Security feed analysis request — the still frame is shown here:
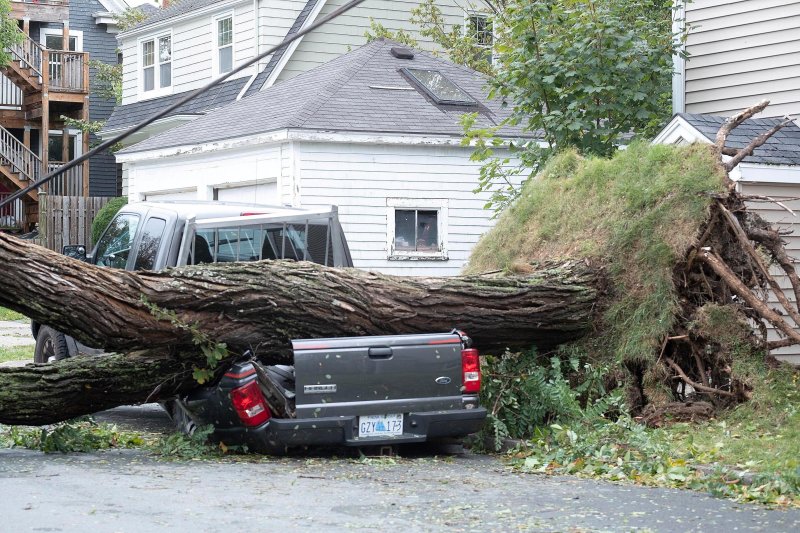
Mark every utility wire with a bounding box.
[0,0,367,209]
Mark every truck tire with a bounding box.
[34,326,69,363]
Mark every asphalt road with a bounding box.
[1,406,799,533]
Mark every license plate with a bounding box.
[358,413,403,437]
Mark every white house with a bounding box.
[101,0,495,147]
[660,0,800,364]
[115,39,532,277]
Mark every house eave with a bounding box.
[117,0,250,40]
[115,129,539,163]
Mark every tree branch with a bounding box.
[664,357,735,397]
[715,100,769,154]
[724,117,794,172]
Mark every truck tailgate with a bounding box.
[292,332,464,419]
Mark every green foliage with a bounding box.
[467,0,682,217]
[0,307,25,321]
[151,425,220,459]
[1,418,144,453]
[142,299,229,384]
[495,0,681,156]
[467,143,724,369]
[480,347,622,450]
[364,19,419,48]
[115,7,149,32]
[461,113,548,216]
[91,196,127,246]
[0,0,23,67]
[89,59,123,103]
[410,0,494,75]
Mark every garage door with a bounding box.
[143,189,197,201]
[216,182,278,205]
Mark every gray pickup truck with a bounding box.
[34,200,486,453]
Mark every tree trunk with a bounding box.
[0,233,602,425]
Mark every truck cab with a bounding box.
[32,200,352,362]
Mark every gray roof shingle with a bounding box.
[119,39,532,154]
[242,0,319,98]
[126,0,226,32]
[679,113,800,166]
[104,77,249,132]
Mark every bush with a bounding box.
[91,197,127,246]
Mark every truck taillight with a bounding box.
[461,348,481,394]
[230,380,271,427]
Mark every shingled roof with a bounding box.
[678,113,800,166]
[127,0,225,32]
[119,39,532,154]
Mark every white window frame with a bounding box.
[39,28,84,51]
[212,11,235,78]
[386,198,449,261]
[465,12,494,65]
[138,31,173,100]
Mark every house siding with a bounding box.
[293,141,512,277]
[683,0,800,118]
[71,0,120,196]
[277,0,489,83]
[120,0,255,105]
[121,138,516,277]
[257,0,306,67]
[739,180,800,365]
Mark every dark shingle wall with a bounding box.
[71,0,120,197]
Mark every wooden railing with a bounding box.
[46,50,89,92]
[0,192,24,229]
[45,162,84,197]
[7,28,43,78]
[0,73,23,107]
[0,124,42,182]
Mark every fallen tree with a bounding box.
[1,101,799,426]
[0,239,600,424]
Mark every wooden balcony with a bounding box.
[10,0,69,24]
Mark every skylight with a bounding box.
[403,68,477,106]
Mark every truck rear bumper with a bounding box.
[214,407,487,454]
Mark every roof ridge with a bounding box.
[289,39,387,128]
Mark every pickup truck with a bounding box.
[33,200,486,453]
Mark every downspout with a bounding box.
[672,0,687,114]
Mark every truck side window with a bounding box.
[95,214,141,269]
[133,217,167,271]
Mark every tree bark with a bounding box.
[0,233,603,425]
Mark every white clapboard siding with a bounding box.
[740,181,800,365]
[120,0,256,104]
[126,144,284,204]
[277,0,491,82]
[259,0,307,55]
[683,0,800,117]
[294,141,516,276]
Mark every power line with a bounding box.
[0,0,367,210]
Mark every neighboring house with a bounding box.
[0,0,127,231]
[660,0,800,364]
[115,39,532,276]
[100,0,494,147]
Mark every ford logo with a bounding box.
[435,376,452,385]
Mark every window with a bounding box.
[402,68,477,106]
[215,14,234,75]
[387,199,448,260]
[467,13,494,64]
[141,34,172,95]
[94,214,140,269]
[134,217,167,271]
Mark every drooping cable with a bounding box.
[0,0,367,209]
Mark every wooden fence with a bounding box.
[37,194,111,252]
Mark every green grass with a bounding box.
[0,307,26,321]
[508,363,800,507]
[0,345,33,363]
[466,143,725,368]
